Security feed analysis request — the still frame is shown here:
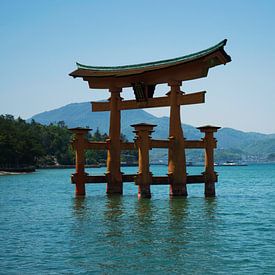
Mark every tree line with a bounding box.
[0,115,137,168]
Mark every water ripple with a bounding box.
[1,165,275,273]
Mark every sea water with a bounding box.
[1,164,275,274]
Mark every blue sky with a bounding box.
[1,0,275,133]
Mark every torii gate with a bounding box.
[69,39,231,198]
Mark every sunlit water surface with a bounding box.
[1,164,275,274]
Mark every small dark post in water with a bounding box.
[70,127,91,196]
[197,126,220,197]
[132,123,156,198]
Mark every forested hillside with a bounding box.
[0,115,72,167]
[0,115,136,168]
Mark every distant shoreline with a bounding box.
[0,171,31,176]
[1,162,275,176]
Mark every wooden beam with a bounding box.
[185,140,205,149]
[151,139,169,148]
[151,174,217,185]
[83,140,205,150]
[187,175,205,183]
[91,101,107,112]
[92,91,206,112]
[85,141,107,150]
[86,175,106,183]
[85,141,136,151]
[151,176,169,185]
[122,174,136,182]
[121,142,135,150]
[84,174,136,183]
[73,173,217,185]
[151,139,205,149]
[178,91,205,105]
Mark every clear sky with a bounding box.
[1,0,275,133]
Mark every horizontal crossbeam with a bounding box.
[85,141,107,150]
[151,139,169,148]
[151,140,204,149]
[83,140,206,150]
[185,140,205,149]
[121,142,135,150]
[71,173,217,184]
[151,174,217,184]
[92,91,206,112]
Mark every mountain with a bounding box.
[29,102,275,162]
[29,102,201,141]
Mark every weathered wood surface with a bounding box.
[92,91,205,112]
[71,173,218,184]
[83,140,206,150]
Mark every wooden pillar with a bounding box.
[70,127,91,196]
[197,125,220,197]
[167,81,187,196]
[132,123,156,198]
[106,87,123,194]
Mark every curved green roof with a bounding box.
[70,39,231,89]
[75,39,231,72]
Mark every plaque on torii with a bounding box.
[69,39,231,197]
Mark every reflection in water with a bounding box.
[201,197,219,247]
[105,195,123,220]
[104,195,124,241]
[165,198,190,258]
[72,196,88,220]
[169,197,189,222]
[70,194,220,273]
[204,197,217,219]
[135,198,153,224]
[133,199,156,258]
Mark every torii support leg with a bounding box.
[132,123,156,198]
[106,88,123,194]
[198,126,220,197]
[70,128,91,196]
[167,81,187,196]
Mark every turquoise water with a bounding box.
[1,164,275,274]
